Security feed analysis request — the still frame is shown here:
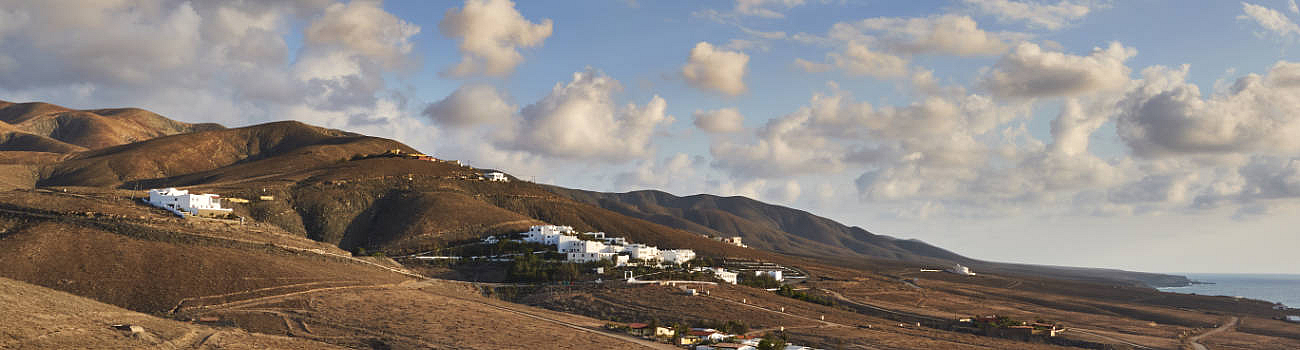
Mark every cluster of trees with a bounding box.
[775,284,835,306]
[506,253,581,282]
[739,273,781,289]
[445,238,549,257]
[756,332,788,350]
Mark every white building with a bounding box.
[147,188,233,218]
[661,249,696,264]
[523,225,577,244]
[722,236,745,247]
[624,244,660,261]
[485,172,508,182]
[712,268,738,284]
[560,239,606,254]
[948,263,975,276]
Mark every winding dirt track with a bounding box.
[1187,316,1238,350]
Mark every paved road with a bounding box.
[1188,316,1239,350]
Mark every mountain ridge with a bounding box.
[545,187,1192,288]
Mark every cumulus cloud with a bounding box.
[1239,2,1300,38]
[711,84,1025,180]
[504,69,673,160]
[1195,156,1300,210]
[682,42,750,96]
[798,14,1018,79]
[305,0,419,69]
[980,41,1136,98]
[693,108,746,133]
[1116,61,1300,157]
[0,0,426,142]
[830,14,1014,56]
[423,84,515,127]
[962,0,1095,30]
[440,0,553,77]
[1291,0,1299,14]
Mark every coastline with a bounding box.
[1157,273,1300,308]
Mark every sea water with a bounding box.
[1157,273,1300,308]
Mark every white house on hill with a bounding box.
[147,188,233,218]
[948,263,975,276]
[661,249,696,264]
[485,171,508,182]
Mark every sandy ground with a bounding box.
[0,277,341,349]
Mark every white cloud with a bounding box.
[1048,98,1107,156]
[1117,61,1300,157]
[1291,0,1299,14]
[826,42,909,78]
[800,14,1018,79]
[830,14,1013,56]
[693,108,746,133]
[710,85,1025,180]
[423,84,515,127]
[962,0,1095,30]
[794,58,833,73]
[615,153,699,190]
[424,68,675,164]
[439,0,553,77]
[734,0,806,18]
[0,0,423,133]
[682,42,750,96]
[305,0,419,69]
[980,41,1137,98]
[1239,2,1300,37]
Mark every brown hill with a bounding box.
[39,120,414,187]
[0,99,222,151]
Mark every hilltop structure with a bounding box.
[949,263,976,276]
[146,188,232,218]
[485,171,508,182]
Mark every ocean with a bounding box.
[1157,273,1300,308]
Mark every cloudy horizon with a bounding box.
[2,0,1298,274]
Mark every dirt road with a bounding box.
[1187,316,1239,350]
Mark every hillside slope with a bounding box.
[0,276,343,349]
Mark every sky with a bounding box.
[1,0,1299,274]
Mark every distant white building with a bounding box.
[711,268,738,284]
[560,239,605,254]
[624,244,660,261]
[523,225,577,244]
[147,188,232,218]
[722,236,746,247]
[485,171,508,182]
[948,263,975,276]
[661,249,696,264]
[567,252,617,263]
[1286,315,1300,323]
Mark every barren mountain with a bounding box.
[546,188,1193,288]
[0,99,222,151]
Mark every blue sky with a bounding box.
[2,0,1300,274]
